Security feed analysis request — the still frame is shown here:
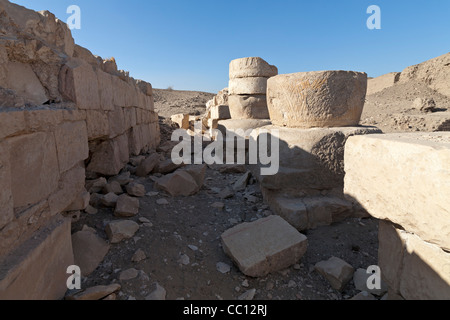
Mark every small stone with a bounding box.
[101,192,119,207]
[114,194,140,217]
[132,249,147,263]
[139,217,151,224]
[136,153,160,177]
[105,220,140,244]
[242,280,249,288]
[104,181,123,195]
[238,289,256,301]
[211,202,225,210]
[143,223,153,228]
[315,257,355,292]
[145,283,166,300]
[87,177,107,194]
[130,155,146,167]
[81,225,96,233]
[216,262,231,274]
[156,198,169,205]
[126,182,146,197]
[102,293,117,300]
[265,282,274,291]
[178,254,190,266]
[85,205,98,215]
[219,187,235,199]
[188,245,199,251]
[109,172,132,186]
[119,268,139,281]
[146,192,159,197]
[288,280,297,288]
[293,264,301,270]
[233,171,251,192]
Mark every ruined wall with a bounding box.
[344,133,450,299]
[0,0,159,299]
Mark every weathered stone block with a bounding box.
[87,133,129,176]
[267,71,367,128]
[24,109,64,132]
[0,111,26,139]
[211,105,231,120]
[8,132,60,208]
[97,70,114,111]
[86,110,110,140]
[229,57,278,79]
[228,95,269,120]
[72,230,110,276]
[54,121,89,173]
[221,215,308,277]
[0,216,74,300]
[229,77,268,95]
[171,114,190,129]
[344,133,450,250]
[0,142,13,230]
[108,106,126,138]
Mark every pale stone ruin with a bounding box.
[0,0,449,300]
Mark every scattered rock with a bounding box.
[414,97,437,113]
[105,220,140,244]
[85,205,98,215]
[138,217,151,224]
[156,198,169,205]
[178,254,190,265]
[101,192,119,207]
[126,182,146,197]
[72,230,110,276]
[114,194,139,217]
[86,177,107,194]
[211,202,225,210]
[219,187,235,199]
[156,158,183,174]
[155,171,199,196]
[145,283,167,300]
[188,245,199,251]
[132,249,147,263]
[119,268,139,281]
[102,293,117,301]
[146,191,159,197]
[182,164,207,192]
[130,155,146,167]
[242,280,249,288]
[104,181,123,195]
[315,257,355,291]
[216,262,231,274]
[238,289,256,301]
[109,172,132,186]
[288,280,297,288]
[221,216,308,277]
[65,284,121,301]
[233,171,251,192]
[136,153,160,177]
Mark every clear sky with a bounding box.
[11,0,450,93]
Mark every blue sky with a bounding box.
[11,0,450,93]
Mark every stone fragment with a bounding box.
[221,216,308,277]
[104,181,123,195]
[65,190,90,211]
[171,114,190,129]
[155,159,183,174]
[136,153,160,177]
[219,187,235,199]
[228,94,270,119]
[156,198,169,205]
[114,194,139,217]
[229,57,278,79]
[414,97,437,113]
[155,171,199,197]
[126,182,146,197]
[119,268,139,281]
[211,105,231,120]
[86,177,107,194]
[132,249,147,263]
[101,193,119,208]
[233,171,251,192]
[72,231,110,276]
[145,283,166,300]
[314,257,355,291]
[105,220,140,244]
[238,289,256,301]
[216,262,231,274]
[218,164,247,174]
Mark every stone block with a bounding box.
[229,57,278,79]
[54,121,89,173]
[0,110,26,139]
[86,110,110,140]
[229,77,268,95]
[211,105,231,120]
[108,106,126,138]
[97,70,114,111]
[228,95,269,120]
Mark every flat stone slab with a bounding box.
[221,215,308,277]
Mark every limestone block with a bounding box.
[129,125,144,156]
[344,133,450,250]
[54,121,89,173]
[86,110,110,140]
[97,70,115,111]
[221,215,308,277]
[8,132,59,208]
[211,105,231,120]
[108,106,127,138]
[171,114,190,129]
[4,61,47,106]
[59,59,100,110]
[229,57,278,79]
[315,257,355,291]
[105,220,140,244]
[0,216,74,300]
[24,109,63,132]
[62,109,86,122]
[112,76,126,108]
[72,230,110,276]
[229,77,268,95]
[0,141,13,230]
[135,79,153,96]
[0,110,26,140]
[123,107,137,130]
[155,171,199,197]
[267,71,367,128]
[87,134,129,176]
[48,163,85,215]
[228,95,269,120]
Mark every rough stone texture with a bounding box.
[87,134,130,176]
[105,220,140,244]
[315,257,355,291]
[101,193,119,207]
[0,216,73,300]
[54,121,89,173]
[114,194,140,217]
[136,153,160,177]
[221,215,308,277]
[8,132,59,208]
[171,114,190,130]
[181,164,207,193]
[145,283,166,300]
[4,62,47,105]
[267,71,367,128]
[367,72,400,95]
[72,230,110,276]
[378,221,450,300]
[228,95,270,120]
[65,284,121,301]
[229,77,268,95]
[86,110,110,139]
[211,105,231,120]
[0,142,13,229]
[126,183,146,197]
[155,170,200,197]
[65,190,90,212]
[344,133,450,250]
[0,111,26,139]
[229,57,278,79]
[399,52,450,98]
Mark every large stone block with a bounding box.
[379,221,450,300]
[0,142,13,230]
[96,69,115,111]
[54,121,89,173]
[86,110,110,140]
[123,107,137,130]
[0,111,26,139]
[24,109,64,132]
[344,133,450,250]
[87,134,129,176]
[0,216,74,300]
[228,95,269,120]
[48,163,85,215]
[4,61,48,106]
[8,132,60,208]
[108,106,127,138]
[221,215,308,277]
[229,77,268,95]
[59,59,100,110]
[210,105,231,120]
[267,71,367,128]
[229,57,278,79]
